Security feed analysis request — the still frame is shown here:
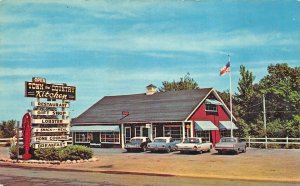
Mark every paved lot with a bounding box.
[1,147,300,184]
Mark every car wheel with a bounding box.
[242,146,246,153]
[180,151,184,154]
[198,150,203,154]
[217,150,222,155]
[127,149,131,152]
[235,150,239,155]
[142,146,147,152]
[166,147,171,153]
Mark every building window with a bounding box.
[75,132,88,143]
[100,132,120,143]
[205,104,217,112]
[220,130,231,137]
[135,127,141,137]
[164,126,182,140]
[195,131,211,142]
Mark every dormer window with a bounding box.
[205,104,217,112]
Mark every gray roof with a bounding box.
[72,88,213,124]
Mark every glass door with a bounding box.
[125,127,131,143]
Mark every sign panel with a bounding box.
[25,82,76,100]
[31,110,69,116]
[145,124,151,128]
[33,141,67,148]
[32,135,69,142]
[32,119,70,124]
[31,101,70,108]
[33,127,69,133]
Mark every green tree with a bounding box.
[259,64,300,121]
[159,73,199,92]
[0,120,16,138]
[236,65,260,122]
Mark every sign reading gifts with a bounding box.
[25,81,76,100]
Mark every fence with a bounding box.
[0,138,23,146]
[242,136,300,149]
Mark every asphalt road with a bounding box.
[1,166,299,186]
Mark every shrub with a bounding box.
[58,145,93,161]
[34,148,60,161]
[9,145,25,159]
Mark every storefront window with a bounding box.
[164,126,182,140]
[100,132,120,143]
[220,130,231,137]
[75,132,88,143]
[195,131,211,142]
[135,127,141,137]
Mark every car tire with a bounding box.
[199,150,203,154]
[180,151,184,154]
[166,147,171,153]
[142,146,147,152]
[242,146,246,153]
[217,150,222,155]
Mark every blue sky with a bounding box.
[0,0,299,121]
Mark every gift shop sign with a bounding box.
[25,82,76,100]
[31,110,69,116]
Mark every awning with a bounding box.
[205,99,223,105]
[70,125,120,132]
[219,121,238,130]
[195,121,218,131]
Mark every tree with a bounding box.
[0,120,16,138]
[236,65,261,122]
[259,64,300,121]
[159,73,199,92]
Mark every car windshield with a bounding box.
[221,138,236,143]
[130,139,143,143]
[154,139,166,143]
[183,138,199,143]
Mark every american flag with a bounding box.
[220,62,230,76]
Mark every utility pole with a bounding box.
[263,94,267,149]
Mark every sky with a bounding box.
[0,0,299,122]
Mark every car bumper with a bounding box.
[177,148,199,152]
[147,147,168,151]
[215,147,238,152]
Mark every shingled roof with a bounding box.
[72,88,213,124]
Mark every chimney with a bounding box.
[146,84,157,95]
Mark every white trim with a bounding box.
[184,88,214,121]
[184,88,237,122]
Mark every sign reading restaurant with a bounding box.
[25,77,76,149]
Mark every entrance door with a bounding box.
[125,127,131,143]
[141,127,149,137]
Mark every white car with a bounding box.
[176,137,212,154]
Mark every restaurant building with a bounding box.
[70,85,237,148]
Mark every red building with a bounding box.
[71,85,237,148]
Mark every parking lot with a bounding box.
[1,147,300,183]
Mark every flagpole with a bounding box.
[229,55,233,137]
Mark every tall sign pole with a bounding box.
[16,121,20,163]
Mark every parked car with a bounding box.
[147,137,179,153]
[125,137,152,152]
[215,137,247,154]
[176,137,213,154]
